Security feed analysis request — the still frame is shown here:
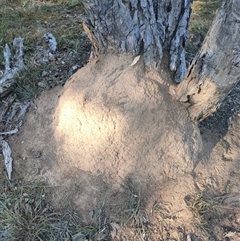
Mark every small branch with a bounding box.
[0,37,25,96]
[1,138,13,180]
[0,127,19,135]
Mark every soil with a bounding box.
[1,50,240,241]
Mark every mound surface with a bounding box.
[10,55,204,236]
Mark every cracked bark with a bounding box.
[176,0,240,121]
[82,0,192,83]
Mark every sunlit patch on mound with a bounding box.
[54,93,127,177]
[56,99,120,147]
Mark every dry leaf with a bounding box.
[130,55,140,67]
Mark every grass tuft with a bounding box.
[0,180,102,241]
[14,81,41,101]
[185,192,217,219]
[185,192,219,236]
[13,62,46,100]
[121,179,150,239]
[0,181,58,241]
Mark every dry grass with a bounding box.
[121,179,150,240]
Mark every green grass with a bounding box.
[0,0,85,99]
[0,1,83,53]
[0,180,101,241]
[0,181,69,240]
[13,63,46,100]
[186,0,223,54]
[190,0,223,37]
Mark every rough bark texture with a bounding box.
[176,0,240,121]
[82,0,192,83]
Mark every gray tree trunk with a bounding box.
[175,0,240,121]
[82,0,192,83]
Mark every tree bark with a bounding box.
[175,0,240,121]
[82,0,192,83]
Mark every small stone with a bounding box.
[38,81,47,88]
[72,65,79,71]
[42,71,48,77]
[48,53,55,61]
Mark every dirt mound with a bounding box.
[54,54,201,180]
[9,54,240,240]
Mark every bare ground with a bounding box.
[1,53,240,240]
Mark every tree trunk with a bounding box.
[83,0,240,122]
[82,0,192,83]
[175,0,240,121]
